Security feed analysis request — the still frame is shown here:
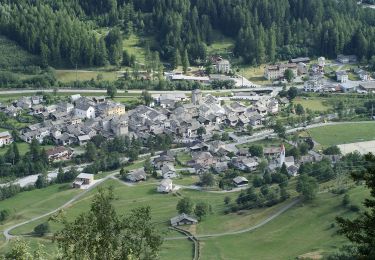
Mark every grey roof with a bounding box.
[170,213,198,226]
[233,176,248,184]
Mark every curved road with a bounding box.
[2,173,116,241]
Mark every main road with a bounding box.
[0,87,281,95]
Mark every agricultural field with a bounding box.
[308,122,375,147]
[293,97,332,112]
[199,186,369,260]
[55,69,118,83]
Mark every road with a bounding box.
[2,172,117,241]
[0,87,281,95]
[165,197,301,240]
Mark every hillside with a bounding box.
[1,0,375,70]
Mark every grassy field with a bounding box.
[55,70,118,82]
[308,122,375,147]
[122,34,148,64]
[240,64,272,85]
[0,35,40,69]
[199,186,369,260]
[294,97,331,112]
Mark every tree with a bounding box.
[107,85,117,99]
[53,187,162,260]
[287,87,298,100]
[197,126,206,138]
[144,157,153,174]
[0,209,10,222]
[295,104,305,115]
[35,174,47,189]
[273,121,286,139]
[4,239,32,260]
[224,196,231,205]
[247,125,254,136]
[336,154,375,258]
[85,142,97,161]
[171,49,181,70]
[248,145,263,157]
[194,202,210,220]
[284,69,294,83]
[296,175,318,201]
[182,49,190,74]
[200,172,215,187]
[176,197,194,214]
[323,146,341,155]
[34,222,50,237]
[142,90,153,106]
[342,194,350,207]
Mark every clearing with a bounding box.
[308,122,375,147]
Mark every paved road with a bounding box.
[0,87,281,95]
[165,197,301,240]
[2,172,117,241]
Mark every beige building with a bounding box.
[97,101,126,117]
[264,63,298,80]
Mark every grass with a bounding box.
[122,34,149,64]
[199,186,369,260]
[0,35,40,70]
[308,122,375,147]
[55,70,118,83]
[239,64,272,85]
[293,97,331,112]
[0,142,31,156]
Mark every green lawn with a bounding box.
[55,70,118,82]
[122,34,148,64]
[0,142,30,156]
[308,122,375,147]
[199,186,369,260]
[294,97,331,112]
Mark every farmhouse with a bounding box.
[233,176,249,187]
[359,82,375,93]
[157,179,173,193]
[127,169,147,182]
[170,213,198,226]
[46,146,73,162]
[74,103,95,119]
[72,173,94,188]
[0,131,13,147]
[215,59,231,73]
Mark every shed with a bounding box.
[170,213,198,226]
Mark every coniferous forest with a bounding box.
[0,0,375,67]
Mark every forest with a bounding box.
[1,0,375,67]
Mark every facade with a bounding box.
[170,213,198,226]
[264,63,298,80]
[157,179,173,193]
[73,173,94,188]
[192,89,203,105]
[46,146,72,162]
[97,101,126,117]
[215,59,231,73]
[75,104,95,119]
[0,131,13,147]
[336,71,348,83]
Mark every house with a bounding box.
[0,131,13,147]
[96,101,126,117]
[263,146,282,157]
[304,79,323,92]
[284,156,295,168]
[264,63,298,80]
[192,89,203,105]
[127,169,147,182]
[161,163,178,179]
[231,157,259,171]
[290,57,310,63]
[337,54,357,64]
[157,179,173,193]
[72,173,94,188]
[170,213,198,226]
[46,146,73,162]
[336,71,348,83]
[297,62,308,75]
[233,176,249,187]
[74,103,95,119]
[78,135,91,146]
[287,165,299,177]
[215,59,231,73]
[71,94,81,102]
[318,57,326,67]
[212,162,228,173]
[354,68,370,81]
[359,82,375,93]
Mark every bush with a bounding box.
[34,222,50,237]
[349,204,360,212]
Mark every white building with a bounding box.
[336,71,348,83]
[264,63,298,80]
[215,59,231,73]
[74,103,95,119]
[157,179,173,193]
[0,131,13,147]
[318,57,326,67]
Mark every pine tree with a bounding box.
[182,49,190,74]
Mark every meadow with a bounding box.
[308,122,375,147]
[293,97,331,112]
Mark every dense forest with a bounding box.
[1,0,375,67]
